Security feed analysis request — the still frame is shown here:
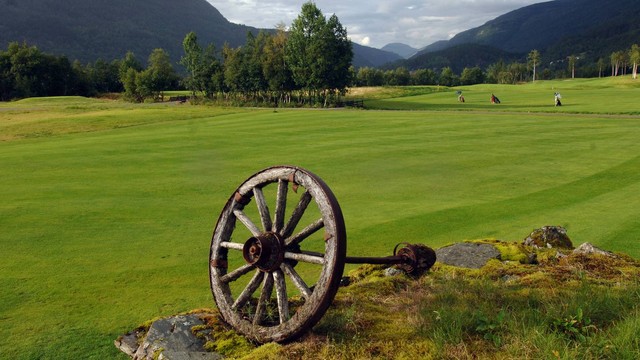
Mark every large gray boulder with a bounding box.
[436,242,501,269]
[115,314,223,360]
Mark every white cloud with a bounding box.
[206,0,548,49]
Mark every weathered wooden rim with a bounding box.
[209,165,346,343]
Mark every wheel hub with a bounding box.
[243,232,285,272]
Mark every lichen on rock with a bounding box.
[523,225,573,249]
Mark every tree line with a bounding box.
[357,43,640,88]
[180,2,352,107]
[527,45,640,81]
[0,41,179,102]
[0,2,352,106]
[2,1,639,103]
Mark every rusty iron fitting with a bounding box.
[242,232,285,272]
[393,243,437,276]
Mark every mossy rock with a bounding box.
[523,225,573,249]
[471,239,536,264]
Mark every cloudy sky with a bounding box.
[207,0,549,49]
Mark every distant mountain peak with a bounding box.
[381,43,418,59]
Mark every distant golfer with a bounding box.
[554,92,562,106]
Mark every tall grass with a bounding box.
[416,271,640,359]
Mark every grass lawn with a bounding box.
[1,78,640,358]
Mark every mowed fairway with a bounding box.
[2,79,640,358]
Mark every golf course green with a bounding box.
[1,77,639,358]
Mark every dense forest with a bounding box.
[2,38,639,103]
[0,3,353,106]
[2,1,640,104]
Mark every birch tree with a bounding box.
[629,44,640,79]
[568,55,577,79]
[285,2,352,106]
[528,49,540,82]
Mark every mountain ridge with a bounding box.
[403,0,640,72]
[0,0,400,68]
[425,0,640,57]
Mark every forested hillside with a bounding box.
[0,0,399,68]
[413,0,640,72]
[0,0,255,65]
[395,44,521,74]
[445,0,640,56]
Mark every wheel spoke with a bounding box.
[233,209,261,237]
[285,218,324,246]
[220,263,255,284]
[210,166,346,343]
[253,187,272,231]
[281,263,312,300]
[253,272,275,326]
[284,251,324,265]
[272,179,288,233]
[220,241,244,251]
[273,269,290,324]
[281,190,312,238]
[232,270,265,310]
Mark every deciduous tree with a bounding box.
[460,66,485,85]
[596,58,606,78]
[568,55,577,79]
[528,50,540,82]
[145,48,179,101]
[118,51,142,82]
[411,68,436,85]
[262,24,295,104]
[285,2,352,106]
[439,67,459,86]
[611,51,625,76]
[181,32,203,96]
[629,44,640,79]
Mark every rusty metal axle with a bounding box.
[300,242,436,276]
[210,166,437,344]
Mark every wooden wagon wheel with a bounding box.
[209,166,346,343]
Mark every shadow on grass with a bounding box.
[356,153,640,248]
